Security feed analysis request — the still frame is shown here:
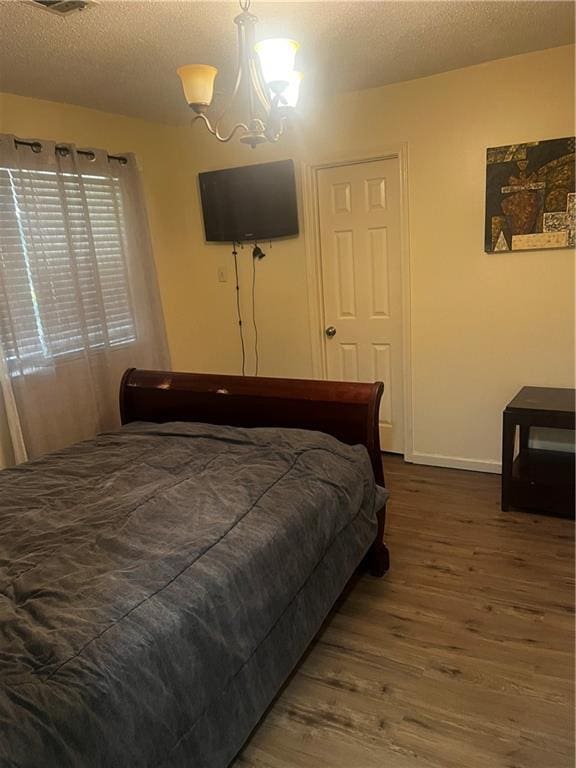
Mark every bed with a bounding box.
[0,369,390,768]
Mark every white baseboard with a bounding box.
[405,451,501,474]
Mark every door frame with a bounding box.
[301,144,414,461]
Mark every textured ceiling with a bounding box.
[0,0,573,125]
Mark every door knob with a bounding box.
[325,326,337,338]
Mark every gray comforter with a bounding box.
[0,422,385,768]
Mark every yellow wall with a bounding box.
[170,44,576,471]
[1,44,574,471]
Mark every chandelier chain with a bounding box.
[239,0,251,11]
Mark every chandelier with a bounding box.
[176,0,302,148]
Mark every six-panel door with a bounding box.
[317,157,404,453]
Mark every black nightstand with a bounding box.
[501,387,575,518]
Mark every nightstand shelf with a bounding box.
[511,448,575,516]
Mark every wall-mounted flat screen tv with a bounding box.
[199,159,299,243]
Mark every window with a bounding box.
[0,164,136,373]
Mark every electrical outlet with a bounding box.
[217,266,228,283]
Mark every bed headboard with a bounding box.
[119,368,384,486]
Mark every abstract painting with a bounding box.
[485,137,575,252]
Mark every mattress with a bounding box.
[0,421,387,767]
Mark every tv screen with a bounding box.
[199,159,299,243]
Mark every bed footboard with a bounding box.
[120,368,389,575]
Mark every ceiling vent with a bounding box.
[26,0,95,15]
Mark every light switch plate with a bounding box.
[217,266,228,283]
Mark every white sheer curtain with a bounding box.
[0,134,170,466]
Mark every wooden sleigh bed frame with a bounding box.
[120,368,390,576]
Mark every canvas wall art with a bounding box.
[485,136,575,253]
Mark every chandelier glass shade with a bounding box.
[176,0,301,148]
[176,65,219,109]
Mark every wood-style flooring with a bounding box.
[234,455,575,768]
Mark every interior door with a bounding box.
[317,157,404,453]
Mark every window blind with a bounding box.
[0,166,136,373]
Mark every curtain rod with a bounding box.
[14,138,128,165]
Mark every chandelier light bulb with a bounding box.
[255,38,300,91]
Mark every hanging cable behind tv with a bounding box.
[232,242,246,376]
[231,241,267,377]
[251,243,265,376]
